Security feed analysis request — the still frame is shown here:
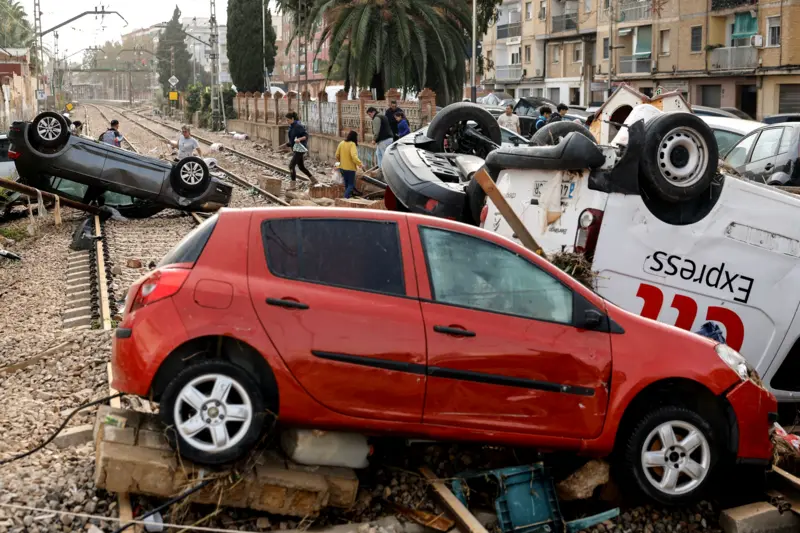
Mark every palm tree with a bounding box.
[277,0,470,103]
[0,0,34,49]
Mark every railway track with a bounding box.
[97,105,290,206]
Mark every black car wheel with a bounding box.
[427,103,502,157]
[171,156,211,198]
[531,121,596,146]
[30,112,70,150]
[160,360,267,465]
[639,113,718,203]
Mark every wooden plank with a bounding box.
[93,216,112,331]
[472,168,545,256]
[419,467,489,533]
[107,364,137,530]
[0,178,103,215]
[774,466,800,491]
[0,341,75,376]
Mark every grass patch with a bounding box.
[0,226,28,242]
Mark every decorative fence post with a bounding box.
[244,92,253,121]
[263,92,269,123]
[318,91,328,134]
[418,88,437,126]
[273,91,282,124]
[253,91,262,122]
[287,91,297,113]
[236,92,244,118]
[336,90,346,137]
[358,89,372,141]
[385,88,401,105]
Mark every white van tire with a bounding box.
[531,121,596,146]
[640,113,718,203]
[427,103,502,154]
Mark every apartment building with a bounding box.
[280,17,332,95]
[482,0,800,119]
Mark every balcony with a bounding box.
[495,65,524,81]
[497,22,522,39]
[709,46,758,70]
[552,13,578,33]
[710,0,757,11]
[619,55,652,74]
[599,0,652,23]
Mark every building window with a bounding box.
[313,59,320,73]
[487,50,493,64]
[604,0,610,9]
[660,29,670,55]
[603,37,609,59]
[525,45,532,63]
[552,44,560,63]
[585,0,591,13]
[539,1,546,20]
[521,88,532,97]
[573,43,582,62]
[768,16,781,47]
[526,2,533,20]
[690,26,702,53]
[512,49,521,65]
[549,87,560,102]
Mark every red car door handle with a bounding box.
[433,325,476,337]
[266,297,309,310]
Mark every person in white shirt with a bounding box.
[496,104,520,134]
[163,125,203,160]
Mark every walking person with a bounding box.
[385,100,404,140]
[497,104,520,134]
[535,106,552,131]
[394,111,411,138]
[548,103,569,124]
[99,119,124,147]
[283,112,318,186]
[335,131,363,199]
[367,107,394,167]
[162,125,204,159]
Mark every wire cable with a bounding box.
[0,392,124,466]
[111,477,215,533]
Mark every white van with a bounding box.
[483,109,800,402]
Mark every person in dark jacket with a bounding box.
[394,111,411,138]
[385,100,403,140]
[548,103,569,124]
[368,107,394,166]
[283,112,318,186]
[535,106,552,131]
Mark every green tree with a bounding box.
[227,0,277,93]
[0,0,33,48]
[155,6,193,95]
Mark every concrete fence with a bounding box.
[0,73,35,132]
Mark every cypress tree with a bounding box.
[155,6,193,95]
[227,0,276,93]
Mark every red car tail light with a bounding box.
[574,208,604,258]
[130,268,190,312]
[8,150,20,160]
[479,205,488,226]
[424,198,439,212]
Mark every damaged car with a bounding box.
[112,206,775,506]
[7,112,232,217]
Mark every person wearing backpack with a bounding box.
[535,106,552,132]
[99,120,124,147]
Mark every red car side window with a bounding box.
[261,218,406,296]
[419,226,573,323]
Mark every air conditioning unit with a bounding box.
[750,34,764,48]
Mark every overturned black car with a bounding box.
[6,112,231,218]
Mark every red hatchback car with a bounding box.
[112,207,776,505]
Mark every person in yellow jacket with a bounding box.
[335,130,364,198]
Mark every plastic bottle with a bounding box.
[280,429,372,469]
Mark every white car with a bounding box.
[0,134,15,179]
[481,108,800,402]
[700,116,763,157]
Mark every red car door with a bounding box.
[409,219,613,439]
[247,210,427,423]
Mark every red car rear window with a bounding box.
[158,214,218,267]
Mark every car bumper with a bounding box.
[382,144,467,221]
[111,297,188,397]
[726,378,777,462]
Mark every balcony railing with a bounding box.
[710,0,757,11]
[495,65,524,81]
[709,46,758,70]
[619,55,652,74]
[599,0,652,23]
[552,13,578,33]
[497,22,522,39]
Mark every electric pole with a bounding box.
[209,0,221,130]
[262,0,270,94]
[53,32,59,108]
[33,0,44,110]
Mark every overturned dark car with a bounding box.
[7,112,231,218]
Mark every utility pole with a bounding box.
[170,46,175,117]
[209,0,221,130]
[53,32,59,108]
[33,0,44,110]
[607,1,614,96]
[470,0,477,102]
[262,0,270,94]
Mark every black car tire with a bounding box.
[30,112,70,150]
[160,360,267,466]
[531,121,596,146]
[171,157,211,198]
[640,113,718,203]
[464,177,488,226]
[427,103,502,154]
[619,405,720,506]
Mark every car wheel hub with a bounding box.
[657,127,708,188]
[180,162,204,186]
[641,420,711,496]
[174,373,253,453]
[38,117,62,141]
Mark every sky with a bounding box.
[16,0,264,59]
